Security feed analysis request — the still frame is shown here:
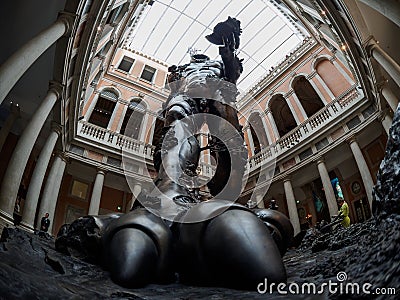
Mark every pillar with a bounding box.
[347,136,375,207]
[21,125,61,230]
[285,95,302,125]
[84,92,100,121]
[125,182,142,212]
[358,0,400,29]
[290,92,308,121]
[380,113,393,135]
[369,43,400,87]
[88,168,106,215]
[381,86,399,112]
[0,85,62,222]
[266,110,280,139]
[246,126,256,156]
[0,16,71,105]
[283,178,300,235]
[35,153,67,233]
[331,58,354,84]
[0,103,20,153]
[315,73,335,100]
[107,102,122,131]
[316,158,338,219]
[256,193,265,208]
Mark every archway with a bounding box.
[269,95,297,137]
[248,113,269,154]
[88,89,118,128]
[293,76,324,117]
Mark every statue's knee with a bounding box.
[108,228,158,287]
[255,209,294,255]
[102,209,174,287]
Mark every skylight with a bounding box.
[126,0,307,92]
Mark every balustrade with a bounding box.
[78,122,154,159]
[248,86,361,172]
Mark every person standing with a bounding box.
[337,197,350,228]
[39,212,50,237]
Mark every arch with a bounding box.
[311,55,332,71]
[292,75,325,117]
[128,97,148,110]
[269,94,297,137]
[99,86,121,99]
[314,58,351,97]
[248,112,269,154]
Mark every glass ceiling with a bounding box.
[126,0,308,92]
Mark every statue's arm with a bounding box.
[219,30,243,84]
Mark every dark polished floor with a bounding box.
[0,216,398,300]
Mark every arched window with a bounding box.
[316,59,350,97]
[248,113,269,154]
[270,95,297,137]
[120,100,146,139]
[293,76,324,117]
[88,89,118,128]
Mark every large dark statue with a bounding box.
[56,17,293,290]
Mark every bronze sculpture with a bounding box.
[56,17,293,290]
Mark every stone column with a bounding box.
[125,182,142,212]
[283,178,300,235]
[256,193,265,208]
[266,110,280,139]
[88,168,106,215]
[369,43,400,87]
[0,103,20,153]
[331,58,354,84]
[0,16,71,104]
[380,113,393,135]
[35,153,67,233]
[285,95,302,125]
[21,125,61,230]
[358,0,400,28]
[315,73,335,100]
[84,92,100,121]
[107,102,121,131]
[381,86,399,112]
[308,77,328,105]
[0,85,62,222]
[139,113,149,142]
[290,93,308,121]
[347,136,375,207]
[246,126,255,156]
[316,158,338,219]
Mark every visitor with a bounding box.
[269,199,278,210]
[39,213,50,238]
[337,197,350,228]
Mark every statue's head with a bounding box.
[190,53,210,63]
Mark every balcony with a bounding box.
[75,121,215,179]
[247,85,363,173]
[77,121,154,160]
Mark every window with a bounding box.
[140,65,156,82]
[70,180,89,200]
[315,138,329,150]
[118,56,134,72]
[120,101,146,138]
[88,96,117,128]
[346,116,361,129]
